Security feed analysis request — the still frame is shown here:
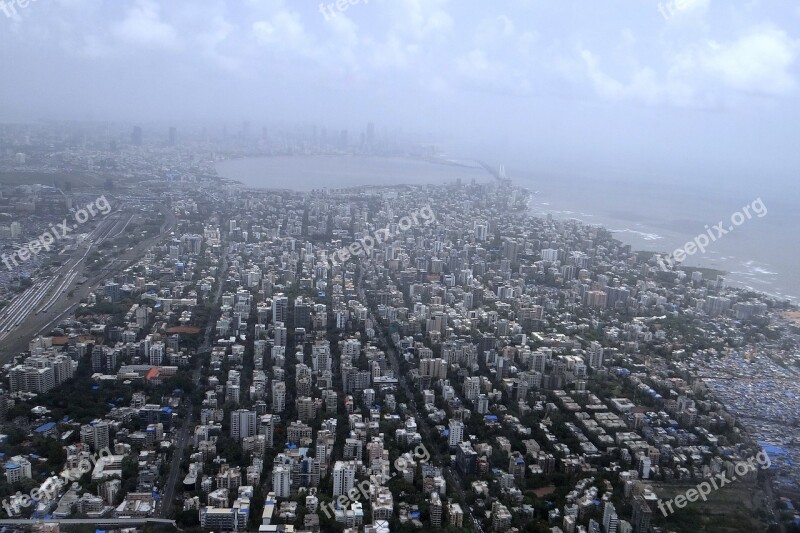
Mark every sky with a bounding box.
[0,0,799,189]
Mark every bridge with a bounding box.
[477,160,513,187]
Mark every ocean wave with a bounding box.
[751,267,779,276]
[610,229,663,241]
[726,280,797,302]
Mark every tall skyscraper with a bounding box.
[168,126,177,146]
[603,502,619,533]
[80,421,110,451]
[230,409,256,441]
[430,492,443,527]
[273,465,291,498]
[131,126,143,146]
[366,122,375,150]
[273,294,288,324]
[586,341,604,369]
[332,460,356,497]
[631,496,652,533]
[259,414,275,447]
[272,381,286,413]
[448,420,464,448]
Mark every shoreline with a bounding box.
[215,153,795,307]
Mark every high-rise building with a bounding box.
[455,442,477,476]
[448,420,464,448]
[9,365,55,394]
[259,414,275,447]
[272,294,288,324]
[449,503,464,527]
[131,126,143,146]
[312,341,331,373]
[5,456,32,483]
[366,122,375,150]
[273,323,287,347]
[332,460,356,497]
[149,342,165,366]
[631,496,652,533]
[230,409,256,441]
[463,377,480,401]
[603,502,619,533]
[199,499,249,530]
[272,381,286,413]
[168,126,177,146]
[491,501,512,531]
[430,492,442,527]
[80,421,110,451]
[476,394,489,414]
[605,286,631,309]
[272,464,291,498]
[294,299,311,330]
[586,341,604,369]
[296,396,316,422]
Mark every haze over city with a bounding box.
[1,0,799,188]
[0,2,799,533]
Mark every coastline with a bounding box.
[214,153,795,306]
[524,191,796,305]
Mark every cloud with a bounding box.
[580,49,695,106]
[112,0,180,50]
[396,0,453,41]
[676,0,711,16]
[579,22,798,107]
[696,26,798,95]
[198,17,242,72]
[252,9,309,50]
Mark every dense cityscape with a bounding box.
[0,123,796,533]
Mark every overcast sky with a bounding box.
[1,0,798,188]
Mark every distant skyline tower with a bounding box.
[168,126,176,146]
[339,129,348,150]
[366,122,375,149]
[131,126,143,146]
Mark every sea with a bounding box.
[215,155,799,303]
